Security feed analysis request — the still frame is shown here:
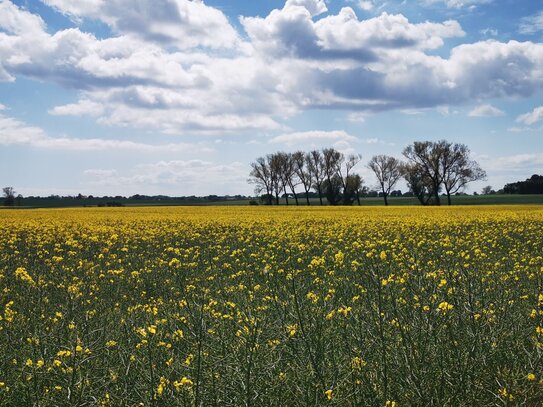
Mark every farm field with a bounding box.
[1,206,543,406]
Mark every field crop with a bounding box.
[1,206,543,406]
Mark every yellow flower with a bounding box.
[379,251,387,261]
[437,301,453,313]
[324,389,333,400]
[527,373,537,381]
[105,340,117,348]
[25,359,33,367]
[286,324,297,337]
[57,350,72,358]
[173,377,193,391]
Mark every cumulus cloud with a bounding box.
[516,106,543,125]
[468,104,504,117]
[2,0,543,135]
[269,130,357,146]
[42,0,239,50]
[519,11,543,35]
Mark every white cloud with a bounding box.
[285,0,327,17]
[84,160,250,196]
[0,1,47,35]
[468,104,504,117]
[42,0,239,50]
[424,0,492,9]
[2,0,543,135]
[0,103,6,110]
[519,11,543,35]
[0,113,212,152]
[49,99,104,116]
[346,112,367,122]
[481,153,543,172]
[269,130,357,146]
[358,1,374,11]
[480,28,498,37]
[516,106,543,125]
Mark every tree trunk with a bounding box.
[446,192,452,206]
[384,194,388,206]
[284,186,289,206]
[317,186,323,205]
[275,192,279,205]
[356,191,361,206]
[305,188,311,206]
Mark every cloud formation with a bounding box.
[519,11,543,35]
[0,113,211,152]
[84,160,249,196]
[269,130,357,146]
[0,0,542,136]
[516,106,543,125]
[468,104,504,117]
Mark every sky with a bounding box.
[0,0,542,197]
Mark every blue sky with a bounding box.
[0,0,542,197]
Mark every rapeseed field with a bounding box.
[1,206,542,406]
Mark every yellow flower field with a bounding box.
[1,206,543,405]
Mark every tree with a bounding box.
[269,153,283,205]
[345,174,363,205]
[322,148,344,205]
[292,151,313,205]
[401,163,437,205]
[441,143,486,205]
[3,187,16,206]
[307,150,326,205]
[481,185,493,195]
[403,141,447,205]
[367,155,402,206]
[338,154,362,205]
[504,175,543,194]
[249,157,273,205]
[323,174,343,206]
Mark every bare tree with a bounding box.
[322,148,344,205]
[267,153,284,205]
[403,140,450,205]
[292,151,313,205]
[283,153,300,206]
[3,187,16,206]
[367,155,403,206]
[272,152,297,205]
[441,143,486,205]
[307,150,326,205]
[249,157,273,204]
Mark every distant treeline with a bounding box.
[4,194,251,208]
[504,175,543,194]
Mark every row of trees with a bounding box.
[249,149,364,206]
[504,174,543,194]
[249,140,486,206]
